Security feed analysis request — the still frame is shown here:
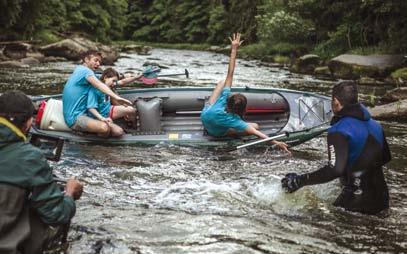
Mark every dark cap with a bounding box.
[0,90,35,119]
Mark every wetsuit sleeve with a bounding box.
[301,132,348,186]
[25,147,76,225]
[382,131,391,165]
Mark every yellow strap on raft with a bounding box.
[0,117,27,142]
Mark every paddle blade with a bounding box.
[140,76,158,85]
[185,69,189,78]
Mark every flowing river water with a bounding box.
[0,49,406,253]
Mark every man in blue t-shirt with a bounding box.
[62,50,131,136]
[200,33,289,153]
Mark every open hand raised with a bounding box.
[229,33,244,49]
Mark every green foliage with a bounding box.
[391,68,407,81]
[0,0,406,59]
[257,10,314,44]
[258,0,407,58]
[207,4,227,43]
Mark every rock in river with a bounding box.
[40,37,119,65]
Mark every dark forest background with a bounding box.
[1,0,406,58]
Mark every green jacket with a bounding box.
[0,117,75,253]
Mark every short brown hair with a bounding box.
[332,80,358,106]
[100,67,120,82]
[227,93,247,118]
[80,50,102,61]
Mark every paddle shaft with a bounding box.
[157,69,189,78]
[229,132,288,152]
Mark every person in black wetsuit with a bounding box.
[281,81,391,215]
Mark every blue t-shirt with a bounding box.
[87,87,111,118]
[62,65,96,127]
[200,88,248,137]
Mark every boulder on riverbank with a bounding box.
[119,44,152,55]
[0,42,33,59]
[290,54,321,74]
[328,54,405,79]
[369,99,407,121]
[40,37,119,65]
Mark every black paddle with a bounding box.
[157,69,189,78]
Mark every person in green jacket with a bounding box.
[0,90,84,254]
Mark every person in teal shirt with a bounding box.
[201,33,289,153]
[62,50,132,137]
[87,68,139,136]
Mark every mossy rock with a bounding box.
[273,55,290,65]
[290,54,321,74]
[329,54,405,79]
[314,66,331,76]
[391,67,407,86]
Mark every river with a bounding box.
[0,48,406,254]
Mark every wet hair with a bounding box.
[80,50,102,61]
[0,90,35,129]
[227,93,247,118]
[332,80,358,106]
[100,67,120,82]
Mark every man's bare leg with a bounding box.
[108,122,124,137]
[112,105,137,128]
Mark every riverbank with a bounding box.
[1,37,406,120]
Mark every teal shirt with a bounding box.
[62,65,96,127]
[200,88,248,137]
[87,87,111,118]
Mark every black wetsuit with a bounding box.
[301,103,391,214]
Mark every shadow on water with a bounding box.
[1,48,406,253]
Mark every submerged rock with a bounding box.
[358,76,387,86]
[381,87,407,103]
[1,42,32,59]
[20,57,40,65]
[369,99,407,120]
[0,60,29,68]
[328,54,405,79]
[120,44,152,55]
[314,66,331,76]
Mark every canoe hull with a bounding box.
[31,87,332,147]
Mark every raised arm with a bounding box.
[87,76,132,106]
[225,33,243,88]
[117,73,143,86]
[207,33,243,104]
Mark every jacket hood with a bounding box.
[331,103,371,125]
[0,117,27,148]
